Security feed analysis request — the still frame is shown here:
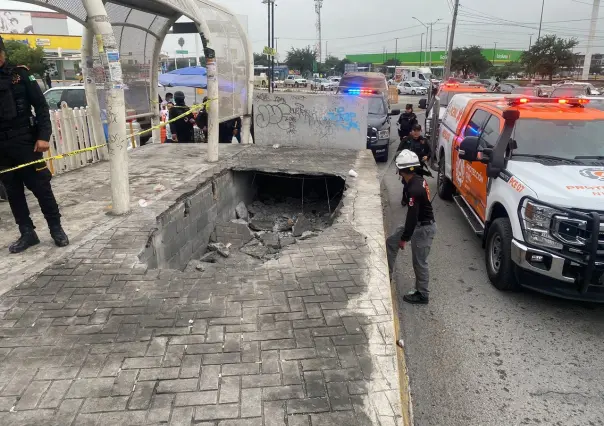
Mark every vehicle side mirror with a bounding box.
[389,109,400,116]
[419,99,427,109]
[458,136,480,162]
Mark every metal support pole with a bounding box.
[492,42,497,65]
[420,33,423,66]
[267,1,272,93]
[81,25,106,160]
[82,0,130,214]
[445,25,449,63]
[271,0,275,90]
[199,31,219,161]
[231,12,254,145]
[429,23,433,67]
[394,38,398,63]
[444,0,460,80]
[537,0,545,41]
[582,0,600,80]
[151,22,173,145]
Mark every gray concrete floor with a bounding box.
[381,109,604,426]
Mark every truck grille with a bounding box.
[552,212,604,262]
[367,127,377,146]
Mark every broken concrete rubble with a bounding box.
[208,242,230,258]
[260,232,280,249]
[235,201,249,220]
[298,231,318,240]
[292,213,311,237]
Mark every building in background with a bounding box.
[0,10,81,80]
[346,49,524,67]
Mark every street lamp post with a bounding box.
[413,17,441,67]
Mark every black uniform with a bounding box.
[0,54,68,253]
[169,104,195,143]
[386,174,437,301]
[397,136,432,205]
[397,111,417,139]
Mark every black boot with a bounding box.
[49,225,69,247]
[9,227,40,254]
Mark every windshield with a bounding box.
[408,81,421,87]
[511,118,604,159]
[367,97,387,115]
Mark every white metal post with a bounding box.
[81,25,107,160]
[196,26,219,162]
[230,14,255,144]
[82,0,130,214]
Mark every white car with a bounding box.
[397,81,427,95]
[284,75,307,87]
[310,78,336,91]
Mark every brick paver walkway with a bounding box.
[0,146,402,426]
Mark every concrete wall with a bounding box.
[140,171,255,270]
[253,92,368,150]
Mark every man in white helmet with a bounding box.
[387,149,437,304]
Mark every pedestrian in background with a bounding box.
[195,96,208,142]
[169,91,195,143]
[397,104,417,141]
[386,150,436,305]
[0,36,69,253]
[44,72,52,89]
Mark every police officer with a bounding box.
[397,125,431,206]
[386,150,436,305]
[169,91,195,143]
[0,36,69,253]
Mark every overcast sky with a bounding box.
[2,0,604,57]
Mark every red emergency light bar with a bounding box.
[344,88,379,95]
[507,97,590,107]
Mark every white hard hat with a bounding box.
[395,149,421,171]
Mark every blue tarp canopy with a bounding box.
[159,66,207,88]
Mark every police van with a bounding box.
[436,93,604,301]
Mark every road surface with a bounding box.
[381,105,604,426]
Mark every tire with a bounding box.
[261,81,266,87]
[411,90,416,95]
[485,218,521,291]
[437,155,454,200]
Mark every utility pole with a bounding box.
[582,0,600,80]
[444,0,460,80]
[537,0,545,40]
[271,0,275,90]
[492,42,497,64]
[395,38,399,63]
[315,0,323,64]
[429,23,433,66]
[445,25,449,63]
[529,34,533,50]
[264,0,272,92]
[420,33,424,66]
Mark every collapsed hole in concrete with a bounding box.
[188,171,346,271]
[141,170,346,272]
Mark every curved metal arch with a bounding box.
[13,0,87,25]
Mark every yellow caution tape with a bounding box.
[0,98,214,175]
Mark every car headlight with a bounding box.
[378,129,390,139]
[520,200,563,249]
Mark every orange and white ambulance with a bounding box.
[436,93,604,301]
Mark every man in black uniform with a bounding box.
[386,149,436,304]
[0,36,69,253]
[169,91,195,143]
[397,125,431,207]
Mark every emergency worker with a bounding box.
[386,150,436,304]
[397,125,431,206]
[169,91,195,143]
[0,36,69,253]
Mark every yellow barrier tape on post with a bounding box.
[0,98,215,175]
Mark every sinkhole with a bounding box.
[141,170,346,271]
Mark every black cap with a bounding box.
[174,91,185,100]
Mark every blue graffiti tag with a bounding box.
[324,108,360,131]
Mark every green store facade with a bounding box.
[345,49,523,66]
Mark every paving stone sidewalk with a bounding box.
[0,146,402,426]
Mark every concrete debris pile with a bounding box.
[186,198,332,271]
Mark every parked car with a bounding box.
[551,82,601,96]
[284,75,307,87]
[43,85,152,142]
[397,80,428,95]
[491,82,518,93]
[310,78,336,91]
[510,86,548,97]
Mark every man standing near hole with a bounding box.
[386,150,436,305]
[0,36,69,253]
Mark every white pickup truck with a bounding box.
[283,75,307,88]
[436,92,604,301]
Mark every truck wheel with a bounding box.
[485,218,521,291]
[411,90,416,95]
[437,155,453,200]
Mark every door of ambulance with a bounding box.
[454,108,502,222]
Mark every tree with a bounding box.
[285,46,316,75]
[4,40,46,77]
[323,55,340,72]
[253,53,270,67]
[383,58,401,66]
[450,45,492,78]
[488,61,525,80]
[590,63,602,75]
[335,58,351,74]
[520,35,579,84]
